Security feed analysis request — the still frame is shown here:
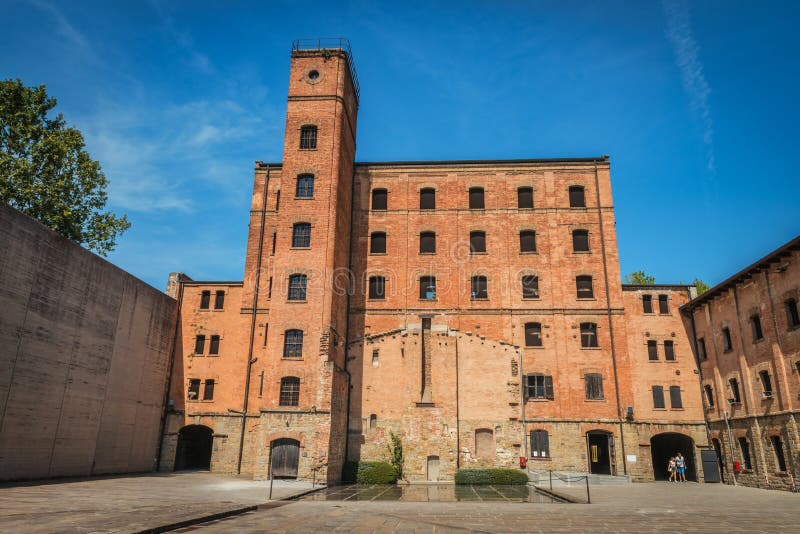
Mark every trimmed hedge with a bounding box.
[342,461,399,484]
[454,468,528,485]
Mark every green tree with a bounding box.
[693,278,710,295]
[624,270,656,285]
[0,79,129,255]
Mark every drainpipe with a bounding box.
[455,330,461,469]
[723,410,738,486]
[519,348,527,461]
[592,160,627,476]
[237,164,270,474]
[341,165,357,468]
[155,275,185,471]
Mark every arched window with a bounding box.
[296,174,314,198]
[475,428,494,458]
[580,322,598,347]
[471,275,488,300]
[283,329,303,358]
[420,188,436,209]
[288,274,307,301]
[420,231,436,253]
[300,125,317,149]
[572,229,589,252]
[517,187,533,209]
[370,232,386,254]
[519,230,536,253]
[468,187,485,209]
[524,322,542,347]
[521,275,539,299]
[569,185,585,207]
[469,231,486,253]
[292,223,311,248]
[576,275,594,299]
[371,188,387,210]
[279,377,300,406]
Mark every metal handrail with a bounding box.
[292,37,360,103]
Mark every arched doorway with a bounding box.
[650,433,696,481]
[587,430,614,475]
[175,425,213,470]
[270,438,300,478]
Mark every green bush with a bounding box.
[454,468,528,485]
[358,461,399,484]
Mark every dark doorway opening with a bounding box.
[650,433,696,481]
[270,438,300,478]
[587,431,613,475]
[175,425,213,470]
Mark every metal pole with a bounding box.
[312,466,316,487]
[269,470,274,500]
[723,410,737,486]
[585,476,591,504]
[549,470,552,490]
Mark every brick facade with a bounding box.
[161,41,711,485]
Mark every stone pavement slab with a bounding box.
[0,471,317,533]
[186,482,800,533]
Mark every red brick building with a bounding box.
[681,236,800,491]
[159,40,708,484]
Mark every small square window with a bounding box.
[469,187,485,209]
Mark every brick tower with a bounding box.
[241,39,358,483]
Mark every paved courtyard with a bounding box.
[182,482,800,533]
[0,471,316,534]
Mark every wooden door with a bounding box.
[427,455,439,481]
[271,438,300,478]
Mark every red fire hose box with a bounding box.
[519,456,527,469]
[733,460,741,473]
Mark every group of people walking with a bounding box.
[667,452,687,482]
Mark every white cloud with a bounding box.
[663,0,715,173]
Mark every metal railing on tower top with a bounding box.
[292,38,360,103]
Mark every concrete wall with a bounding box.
[0,204,176,480]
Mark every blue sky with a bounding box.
[2,0,798,290]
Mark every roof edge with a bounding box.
[256,155,610,170]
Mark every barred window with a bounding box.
[420,188,435,209]
[576,275,594,299]
[648,340,658,360]
[526,374,553,399]
[522,275,539,299]
[664,340,675,361]
[572,229,589,252]
[214,290,225,310]
[471,276,488,300]
[669,386,683,409]
[203,379,215,401]
[194,335,205,354]
[288,274,307,301]
[300,125,317,149]
[420,232,436,254]
[368,276,386,300]
[469,231,486,253]
[642,294,653,314]
[530,429,550,458]
[279,377,300,406]
[580,322,598,348]
[420,276,436,300]
[517,187,533,209]
[652,385,665,408]
[296,174,314,198]
[585,373,604,400]
[469,187,485,209]
[200,290,210,309]
[283,329,303,358]
[524,322,542,347]
[569,185,585,207]
[519,230,536,253]
[370,232,386,254]
[209,335,220,355]
[292,223,311,248]
[371,189,387,210]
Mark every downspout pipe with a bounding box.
[341,165,357,468]
[237,164,270,474]
[520,348,527,461]
[155,276,185,471]
[593,161,627,476]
